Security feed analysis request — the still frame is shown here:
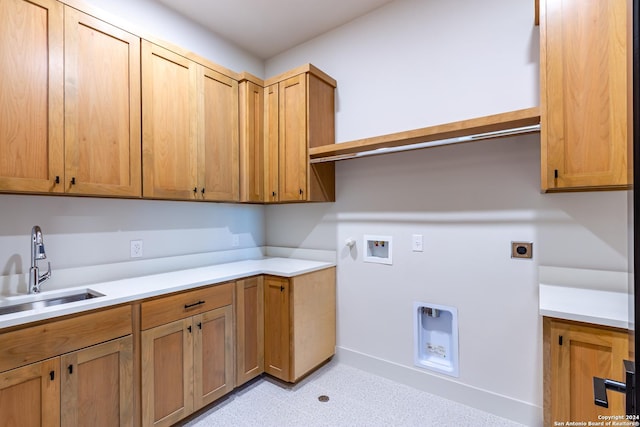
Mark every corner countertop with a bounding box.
[0,257,334,330]
[539,266,631,330]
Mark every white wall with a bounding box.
[265,0,629,425]
[79,0,264,76]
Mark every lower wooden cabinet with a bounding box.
[0,305,133,427]
[544,317,630,425]
[264,267,336,383]
[0,358,60,427]
[140,283,234,427]
[0,336,133,427]
[235,276,264,386]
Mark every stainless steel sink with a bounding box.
[0,290,104,316]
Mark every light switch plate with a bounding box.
[412,234,423,252]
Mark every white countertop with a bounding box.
[539,284,630,329]
[538,266,631,329]
[0,257,334,330]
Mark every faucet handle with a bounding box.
[39,262,51,283]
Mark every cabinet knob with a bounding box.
[201,188,205,195]
[197,322,202,330]
[187,325,192,333]
[68,365,73,374]
[49,371,55,381]
[280,285,285,292]
[193,187,198,194]
[54,176,60,184]
[272,191,276,197]
[299,188,303,195]
[70,177,76,185]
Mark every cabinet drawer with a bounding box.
[141,282,233,330]
[0,304,132,373]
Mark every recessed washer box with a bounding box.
[363,235,392,265]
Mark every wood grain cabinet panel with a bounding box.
[235,276,264,386]
[193,306,234,410]
[239,79,265,203]
[64,7,141,197]
[0,358,61,427]
[264,267,336,383]
[61,336,134,427]
[540,0,631,191]
[141,318,193,427]
[0,0,64,194]
[544,318,630,424]
[142,41,199,200]
[199,66,240,202]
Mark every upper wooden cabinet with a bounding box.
[264,65,336,203]
[0,0,64,194]
[239,76,265,203]
[199,67,240,202]
[0,1,142,197]
[540,0,632,191]
[64,7,141,197]
[142,41,198,201]
[142,41,239,202]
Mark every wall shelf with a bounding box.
[309,107,540,163]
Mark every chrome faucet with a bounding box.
[29,225,51,294]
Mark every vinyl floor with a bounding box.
[178,359,526,427]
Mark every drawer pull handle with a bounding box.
[184,300,205,309]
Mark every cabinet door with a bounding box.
[64,8,141,197]
[60,336,133,427]
[0,358,60,427]
[540,0,630,191]
[141,318,193,427]
[239,80,265,202]
[264,84,280,202]
[264,276,291,381]
[0,0,64,194]
[235,276,264,386]
[290,267,336,381]
[546,319,629,423]
[142,41,198,200]
[199,66,239,202]
[278,75,307,201]
[193,305,234,410]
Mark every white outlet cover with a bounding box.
[232,235,240,247]
[130,240,143,258]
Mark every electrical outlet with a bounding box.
[232,235,240,247]
[130,240,143,258]
[412,234,423,252]
[511,242,532,259]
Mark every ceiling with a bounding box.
[152,0,396,59]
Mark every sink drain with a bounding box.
[318,395,330,402]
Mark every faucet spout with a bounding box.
[29,226,51,294]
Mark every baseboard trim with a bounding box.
[335,346,541,426]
